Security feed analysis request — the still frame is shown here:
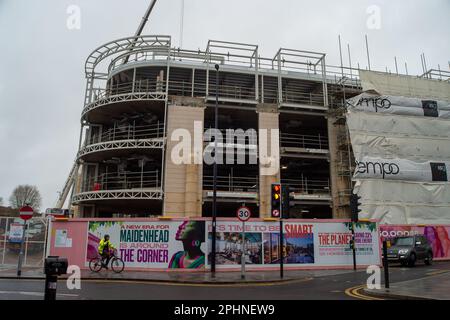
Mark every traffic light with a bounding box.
[271,183,281,218]
[281,185,290,219]
[349,239,355,250]
[350,193,362,222]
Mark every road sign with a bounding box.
[272,209,280,217]
[236,206,251,222]
[19,205,34,221]
[9,223,24,243]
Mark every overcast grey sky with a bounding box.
[0,0,449,211]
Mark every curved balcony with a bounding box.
[82,81,167,121]
[72,170,162,203]
[78,123,165,161]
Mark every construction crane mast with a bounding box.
[123,0,158,64]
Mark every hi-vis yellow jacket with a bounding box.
[98,239,114,254]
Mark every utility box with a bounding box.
[44,256,68,276]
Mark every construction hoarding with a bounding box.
[49,218,380,271]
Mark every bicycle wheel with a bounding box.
[111,257,125,273]
[89,257,103,272]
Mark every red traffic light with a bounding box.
[273,184,281,192]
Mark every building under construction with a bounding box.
[52,35,364,219]
[55,33,450,220]
[54,4,449,220]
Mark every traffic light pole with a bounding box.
[279,218,284,279]
[351,222,356,271]
[279,188,284,279]
[211,64,219,276]
[349,193,361,271]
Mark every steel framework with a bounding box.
[61,35,368,214]
[72,189,163,203]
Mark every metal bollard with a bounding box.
[44,256,68,301]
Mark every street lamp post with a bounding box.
[211,64,220,276]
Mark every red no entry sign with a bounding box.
[19,205,34,221]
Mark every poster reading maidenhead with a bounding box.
[86,220,207,269]
[85,220,379,270]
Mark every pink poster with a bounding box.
[380,225,450,260]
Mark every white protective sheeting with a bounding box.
[359,70,450,101]
[347,91,450,224]
[346,111,450,139]
[354,157,448,182]
[355,179,450,224]
[347,92,450,119]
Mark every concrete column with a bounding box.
[257,104,280,218]
[163,98,205,217]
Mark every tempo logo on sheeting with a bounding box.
[422,100,439,117]
[430,162,447,181]
[356,97,391,112]
[355,161,400,179]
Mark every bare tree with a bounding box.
[9,185,42,212]
[0,197,3,206]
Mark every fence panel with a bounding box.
[0,216,48,267]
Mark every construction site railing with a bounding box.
[420,69,450,81]
[280,132,328,150]
[203,175,259,193]
[203,128,258,143]
[281,178,330,195]
[87,122,164,145]
[91,80,166,102]
[282,90,325,106]
[82,170,161,192]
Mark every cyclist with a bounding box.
[98,234,115,269]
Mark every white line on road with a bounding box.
[0,290,78,297]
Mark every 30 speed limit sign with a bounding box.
[236,206,251,222]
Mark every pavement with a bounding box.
[0,265,356,284]
[364,269,450,300]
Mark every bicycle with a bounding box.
[89,249,125,273]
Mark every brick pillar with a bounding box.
[257,105,280,218]
[163,99,204,217]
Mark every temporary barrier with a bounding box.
[48,218,380,271]
[380,224,450,261]
[0,216,49,267]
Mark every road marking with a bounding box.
[81,277,314,288]
[344,267,450,300]
[0,290,78,297]
[344,285,384,300]
[426,269,450,276]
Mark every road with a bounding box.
[1,261,449,300]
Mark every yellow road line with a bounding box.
[344,285,384,300]
[425,269,450,276]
